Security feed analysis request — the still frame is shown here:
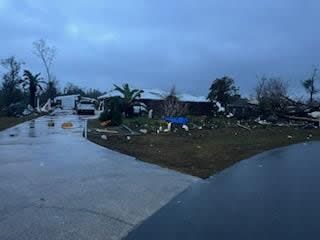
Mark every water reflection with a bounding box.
[28,120,36,137]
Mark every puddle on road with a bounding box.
[2,114,90,141]
[28,121,36,137]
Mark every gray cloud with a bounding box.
[1,0,320,97]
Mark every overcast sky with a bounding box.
[1,0,320,97]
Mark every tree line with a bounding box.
[1,38,319,118]
[0,39,103,116]
[207,66,319,116]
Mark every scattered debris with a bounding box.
[308,111,320,119]
[288,135,293,139]
[283,115,320,124]
[101,135,108,140]
[139,129,148,134]
[182,124,189,131]
[164,117,189,125]
[255,119,271,125]
[122,124,135,134]
[148,109,153,119]
[236,123,251,131]
[307,134,313,140]
[216,102,225,112]
[100,120,111,127]
[226,112,234,118]
[41,99,52,112]
[96,129,119,134]
[126,136,131,140]
[22,107,33,116]
[163,122,172,133]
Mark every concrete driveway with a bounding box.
[0,112,198,240]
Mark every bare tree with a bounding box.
[33,39,56,82]
[255,77,289,115]
[302,66,319,104]
[161,86,189,116]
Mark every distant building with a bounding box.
[227,98,259,119]
[98,89,213,116]
[54,95,80,110]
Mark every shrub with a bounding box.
[99,97,123,126]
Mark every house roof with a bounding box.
[98,89,208,103]
[54,94,80,100]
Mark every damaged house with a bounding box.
[227,98,259,119]
[98,89,213,116]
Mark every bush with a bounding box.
[99,97,123,126]
[3,102,26,117]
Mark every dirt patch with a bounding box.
[87,118,320,179]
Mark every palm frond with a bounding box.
[131,90,143,100]
[113,84,126,95]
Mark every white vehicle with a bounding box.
[76,99,96,115]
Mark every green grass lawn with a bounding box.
[88,117,320,178]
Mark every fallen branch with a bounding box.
[283,115,320,124]
[122,124,135,134]
[95,129,119,134]
[236,123,251,131]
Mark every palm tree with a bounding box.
[113,83,144,117]
[20,70,46,108]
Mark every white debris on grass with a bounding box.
[307,134,313,140]
[255,117,271,125]
[101,135,108,140]
[139,129,148,134]
[216,102,225,113]
[148,109,153,119]
[163,122,172,133]
[22,105,34,116]
[182,125,189,131]
[309,111,320,119]
[226,112,234,118]
[41,99,52,112]
[288,135,293,139]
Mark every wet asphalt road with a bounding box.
[0,112,198,240]
[126,141,320,240]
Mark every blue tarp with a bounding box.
[163,117,189,125]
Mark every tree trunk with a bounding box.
[30,85,36,108]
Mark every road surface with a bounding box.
[0,111,198,240]
[126,141,320,240]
